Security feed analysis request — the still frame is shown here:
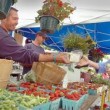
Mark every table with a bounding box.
[80,95,100,110]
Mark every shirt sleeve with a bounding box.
[0,32,39,64]
[98,60,110,73]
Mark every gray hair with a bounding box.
[7,7,18,17]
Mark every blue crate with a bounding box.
[33,102,51,110]
[19,102,51,110]
[50,98,61,110]
[84,94,88,100]
[62,98,80,110]
[88,89,97,95]
[78,94,88,107]
[62,94,88,110]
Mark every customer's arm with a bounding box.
[77,56,99,70]
[88,59,99,69]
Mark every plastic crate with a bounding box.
[62,98,79,110]
[62,94,88,110]
[88,86,104,95]
[83,94,88,100]
[33,102,50,110]
[79,94,88,106]
[19,102,51,110]
[88,89,97,95]
[50,98,61,110]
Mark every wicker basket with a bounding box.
[39,15,59,34]
[0,0,14,19]
[32,62,66,85]
[0,59,13,89]
[0,80,9,88]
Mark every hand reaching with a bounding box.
[76,56,89,68]
[56,53,71,64]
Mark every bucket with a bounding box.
[0,0,14,20]
[32,62,66,85]
[0,59,13,89]
[39,15,59,34]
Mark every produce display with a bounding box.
[0,89,49,110]
[91,74,110,87]
[0,81,108,110]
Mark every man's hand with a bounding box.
[56,53,70,64]
[39,52,70,64]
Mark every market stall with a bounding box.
[0,60,110,110]
[1,0,110,110]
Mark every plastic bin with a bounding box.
[19,102,51,110]
[62,94,88,110]
[32,62,66,85]
[50,98,61,110]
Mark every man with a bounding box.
[22,31,47,74]
[0,7,70,65]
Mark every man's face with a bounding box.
[5,10,19,31]
[36,35,46,45]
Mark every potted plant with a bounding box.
[0,0,17,20]
[88,48,104,62]
[63,32,96,54]
[35,0,75,33]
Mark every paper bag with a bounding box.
[0,59,13,88]
[32,62,66,85]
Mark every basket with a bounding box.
[0,0,14,19]
[0,59,13,89]
[32,62,66,85]
[39,15,59,34]
[0,80,9,89]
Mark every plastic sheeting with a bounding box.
[19,21,110,54]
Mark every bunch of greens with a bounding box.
[63,32,96,54]
[91,74,110,87]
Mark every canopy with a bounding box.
[19,22,110,54]
[12,0,110,54]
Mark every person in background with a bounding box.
[102,64,110,79]
[80,69,91,83]
[25,38,32,44]
[0,7,70,65]
[22,31,47,75]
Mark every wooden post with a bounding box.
[108,88,110,102]
[100,90,106,110]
